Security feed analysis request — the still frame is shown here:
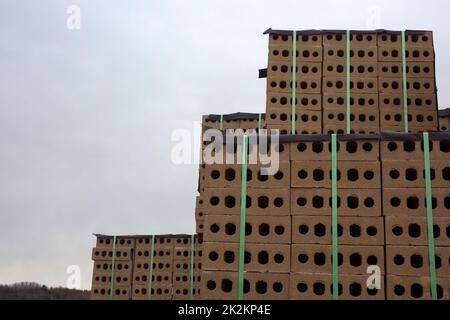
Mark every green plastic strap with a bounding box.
[220,114,223,130]
[109,235,117,300]
[346,30,351,134]
[331,134,339,300]
[401,31,409,132]
[190,235,195,299]
[237,133,249,300]
[423,133,438,300]
[258,113,262,131]
[291,30,297,135]
[147,235,155,300]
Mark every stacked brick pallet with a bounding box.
[90,234,202,300]
[197,133,449,300]
[261,29,439,134]
[439,108,450,131]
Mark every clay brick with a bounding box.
[291,188,381,217]
[131,283,172,300]
[268,33,323,49]
[386,245,449,276]
[323,77,378,94]
[377,32,433,49]
[323,32,377,48]
[323,45,378,62]
[203,215,291,244]
[134,246,173,262]
[382,188,450,217]
[381,160,449,188]
[266,108,321,127]
[379,93,437,110]
[172,285,201,300]
[323,107,379,129]
[92,269,133,288]
[201,188,290,216]
[266,92,321,111]
[378,77,435,94]
[134,259,173,274]
[268,47,323,63]
[91,284,131,300]
[323,61,378,77]
[267,60,322,79]
[380,138,450,161]
[289,139,379,161]
[133,271,172,286]
[91,247,133,262]
[378,47,434,62]
[92,260,133,276]
[378,61,434,78]
[95,236,135,249]
[267,76,321,94]
[323,93,378,110]
[323,124,380,135]
[267,123,322,135]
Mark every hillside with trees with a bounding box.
[0,282,90,300]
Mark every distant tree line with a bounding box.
[0,282,90,300]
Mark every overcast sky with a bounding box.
[0,0,448,290]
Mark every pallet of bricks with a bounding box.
[197,131,449,300]
[90,234,202,300]
[261,29,439,134]
[439,108,450,132]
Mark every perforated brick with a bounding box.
[291,160,381,189]
[203,215,291,244]
[292,216,384,245]
[201,271,290,300]
[290,273,385,300]
[291,188,381,216]
[202,242,290,273]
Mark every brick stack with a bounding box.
[91,236,134,300]
[90,234,202,300]
[289,136,385,299]
[380,135,450,300]
[199,140,291,299]
[322,32,379,133]
[378,32,437,132]
[261,29,440,134]
[265,32,322,134]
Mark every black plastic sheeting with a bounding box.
[439,108,450,117]
[207,112,266,121]
[93,233,193,239]
[263,28,431,36]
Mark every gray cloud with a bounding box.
[0,0,448,289]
